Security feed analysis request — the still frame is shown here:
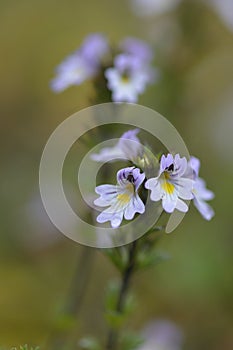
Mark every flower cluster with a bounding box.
[51,33,158,102]
[92,129,214,228]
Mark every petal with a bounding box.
[94,185,118,206]
[96,210,113,224]
[133,193,145,214]
[145,177,162,201]
[193,198,215,221]
[91,146,124,162]
[176,198,188,212]
[162,195,177,213]
[173,154,187,177]
[174,177,194,200]
[102,200,125,215]
[189,156,200,176]
[96,209,124,228]
[145,177,158,190]
[195,178,215,200]
[132,167,145,190]
[120,129,140,141]
[95,185,117,196]
[184,163,195,179]
[111,212,124,228]
[94,197,112,207]
[117,129,142,160]
[160,154,173,172]
[124,194,145,220]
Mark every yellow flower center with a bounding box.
[117,192,131,205]
[121,72,130,83]
[161,172,175,195]
[116,183,134,205]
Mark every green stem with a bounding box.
[106,241,138,350]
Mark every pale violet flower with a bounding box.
[94,167,145,228]
[139,320,183,350]
[80,33,109,64]
[130,0,181,17]
[50,52,96,92]
[188,156,215,220]
[91,129,142,162]
[105,54,155,102]
[51,33,109,92]
[120,37,154,63]
[145,154,194,213]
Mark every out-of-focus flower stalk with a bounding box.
[47,247,95,350]
[106,241,138,350]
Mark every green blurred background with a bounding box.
[0,0,233,349]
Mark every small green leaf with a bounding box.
[102,247,128,272]
[136,250,170,270]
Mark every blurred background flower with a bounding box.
[51,33,109,92]
[51,34,158,102]
[139,319,183,350]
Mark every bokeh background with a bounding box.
[0,0,233,349]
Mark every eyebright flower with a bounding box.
[145,154,194,213]
[188,156,215,220]
[91,128,143,163]
[80,33,109,64]
[50,52,96,92]
[94,167,145,228]
[50,33,108,92]
[105,54,155,102]
[120,37,154,63]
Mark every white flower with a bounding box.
[188,156,215,220]
[91,129,143,163]
[145,154,194,213]
[105,54,155,103]
[94,167,145,228]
